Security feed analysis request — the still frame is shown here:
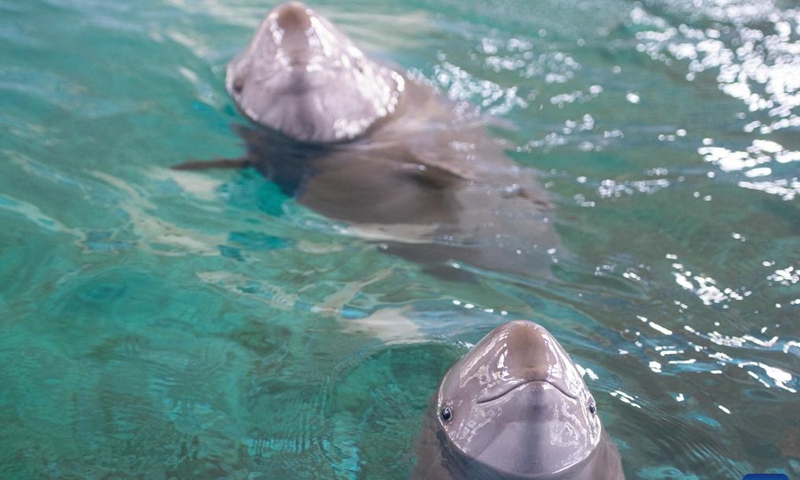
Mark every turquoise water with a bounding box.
[1,0,799,478]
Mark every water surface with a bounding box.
[1,0,799,478]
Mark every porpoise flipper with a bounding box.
[296,148,464,226]
[172,158,253,171]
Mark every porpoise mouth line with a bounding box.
[258,59,340,77]
[476,379,576,404]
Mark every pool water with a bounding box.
[1,0,799,478]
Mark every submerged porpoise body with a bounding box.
[413,321,625,480]
[179,2,560,277]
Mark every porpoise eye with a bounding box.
[354,59,365,74]
[232,78,244,94]
[588,400,597,415]
[440,406,453,422]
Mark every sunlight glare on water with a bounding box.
[0,0,799,479]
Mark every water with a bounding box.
[1,0,799,478]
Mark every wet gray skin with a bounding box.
[225,1,404,143]
[177,2,560,278]
[412,321,626,480]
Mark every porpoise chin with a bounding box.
[226,1,405,143]
[413,321,626,480]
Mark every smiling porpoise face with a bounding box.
[226,2,405,143]
[435,321,604,478]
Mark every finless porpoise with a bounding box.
[412,320,626,480]
[176,2,560,278]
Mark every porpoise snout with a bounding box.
[478,320,585,400]
[502,320,561,378]
[267,2,317,65]
[273,2,312,32]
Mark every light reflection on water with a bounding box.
[0,0,799,479]
[629,0,800,210]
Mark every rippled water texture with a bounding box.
[1,0,799,478]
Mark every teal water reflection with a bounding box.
[1,0,799,478]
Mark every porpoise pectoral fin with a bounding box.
[172,125,263,172]
[297,153,460,226]
[171,157,253,171]
[409,147,477,184]
[400,162,468,190]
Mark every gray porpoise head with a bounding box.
[226,2,405,143]
[415,320,625,480]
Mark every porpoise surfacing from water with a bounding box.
[412,321,626,480]
[176,2,560,278]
